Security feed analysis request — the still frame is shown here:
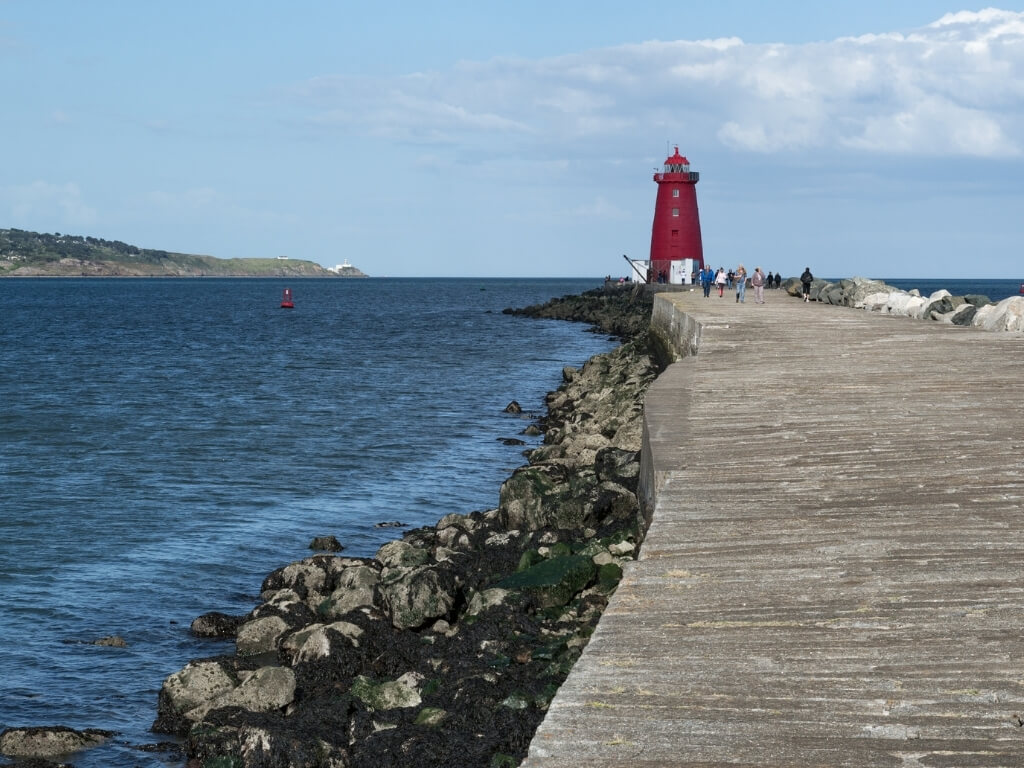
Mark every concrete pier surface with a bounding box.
[523,289,1024,767]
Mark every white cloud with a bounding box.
[285,10,1024,159]
[4,181,97,228]
[842,96,1016,156]
[148,187,218,210]
[566,195,629,219]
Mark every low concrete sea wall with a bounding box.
[639,275,1023,532]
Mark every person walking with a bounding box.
[800,267,814,302]
[715,267,727,297]
[751,266,766,304]
[734,264,748,303]
[700,265,714,298]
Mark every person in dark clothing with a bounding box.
[800,267,814,302]
[774,272,782,289]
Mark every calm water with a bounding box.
[0,278,615,767]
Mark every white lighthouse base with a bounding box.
[670,259,697,285]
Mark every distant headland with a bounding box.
[0,228,368,277]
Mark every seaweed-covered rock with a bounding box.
[497,555,597,609]
[154,660,238,734]
[318,563,380,619]
[236,615,289,656]
[309,535,344,552]
[379,564,458,630]
[350,672,423,710]
[0,726,113,758]
[206,666,296,718]
[191,611,245,639]
[595,446,641,490]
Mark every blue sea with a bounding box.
[0,277,616,768]
[872,278,1021,302]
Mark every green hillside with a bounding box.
[0,228,340,277]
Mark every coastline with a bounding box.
[5,276,1016,766]
[146,277,1016,767]
[139,287,660,767]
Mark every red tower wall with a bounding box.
[648,151,704,281]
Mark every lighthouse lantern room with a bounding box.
[647,147,704,284]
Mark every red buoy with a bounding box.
[280,288,294,309]
[649,147,704,284]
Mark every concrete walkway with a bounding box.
[523,289,1024,767]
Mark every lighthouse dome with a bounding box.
[663,146,691,173]
[665,147,689,165]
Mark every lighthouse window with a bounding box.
[672,189,679,198]
[672,208,679,217]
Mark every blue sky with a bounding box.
[2,2,1022,278]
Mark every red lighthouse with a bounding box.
[648,147,703,283]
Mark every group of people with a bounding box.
[699,265,781,304]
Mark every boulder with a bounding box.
[466,587,512,616]
[861,291,893,312]
[379,564,457,630]
[973,296,1024,332]
[236,615,289,656]
[840,277,897,307]
[594,447,641,490]
[558,432,612,467]
[497,555,597,609]
[261,559,329,596]
[376,539,430,569]
[319,563,379,618]
[498,463,568,530]
[608,539,636,557]
[436,512,478,533]
[0,726,113,758]
[436,524,471,550]
[350,672,423,710]
[250,588,318,628]
[414,707,448,726]
[592,551,614,566]
[288,621,364,663]
[951,303,978,326]
[204,666,296,717]
[503,400,522,414]
[154,660,237,732]
[309,535,344,552]
[93,634,127,647]
[191,611,244,639]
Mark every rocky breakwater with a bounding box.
[783,275,1024,332]
[152,288,661,768]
